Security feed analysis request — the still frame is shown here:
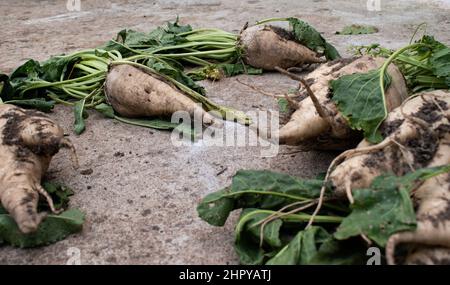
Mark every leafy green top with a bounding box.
[330,69,392,143]
[286,18,341,60]
[197,165,450,265]
[101,18,193,58]
[197,170,325,227]
[332,36,450,143]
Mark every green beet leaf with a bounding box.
[0,209,85,248]
[307,237,367,265]
[2,60,42,100]
[146,58,206,96]
[266,226,330,265]
[331,69,392,143]
[40,55,78,82]
[102,18,192,57]
[234,208,283,265]
[430,46,450,86]
[287,17,341,60]
[113,115,197,139]
[73,99,87,135]
[3,99,55,112]
[118,29,159,46]
[334,185,415,247]
[234,233,266,265]
[197,189,235,227]
[95,103,115,118]
[334,165,450,246]
[236,209,283,248]
[197,170,324,226]
[0,58,68,111]
[166,17,193,34]
[231,170,323,208]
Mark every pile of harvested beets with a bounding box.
[1,17,450,265]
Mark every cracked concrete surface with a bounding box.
[0,0,449,264]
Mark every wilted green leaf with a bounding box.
[234,209,283,265]
[0,59,66,110]
[287,17,341,60]
[114,115,196,139]
[0,209,85,248]
[101,18,192,58]
[197,189,234,226]
[1,60,42,100]
[0,74,13,101]
[430,46,450,84]
[146,59,206,96]
[234,233,266,265]
[236,209,283,248]
[3,99,55,112]
[118,29,159,46]
[336,25,378,35]
[266,226,330,265]
[308,237,367,265]
[334,185,415,247]
[188,66,223,81]
[334,165,450,246]
[40,55,77,82]
[73,99,87,135]
[166,17,192,34]
[231,170,323,207]
[197,170,324,226]
[10,59,42,80]
[95,103,115,119]
[324,43,341,61]
[331,69,392,143]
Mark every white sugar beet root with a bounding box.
[277,56,408,150]
[327,90,450,264]
[0,104,76,233]
[105,64,217,125]
[239,25,324,70]
[404,246,450,265]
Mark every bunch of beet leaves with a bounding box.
[0,17,341,248]
[0,17,338,136]
[328,35,450,144]
[198,166,450,265]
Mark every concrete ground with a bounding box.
[0,0,449,264]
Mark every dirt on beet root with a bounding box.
[413,99,448,124]
[1,110,61,159]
